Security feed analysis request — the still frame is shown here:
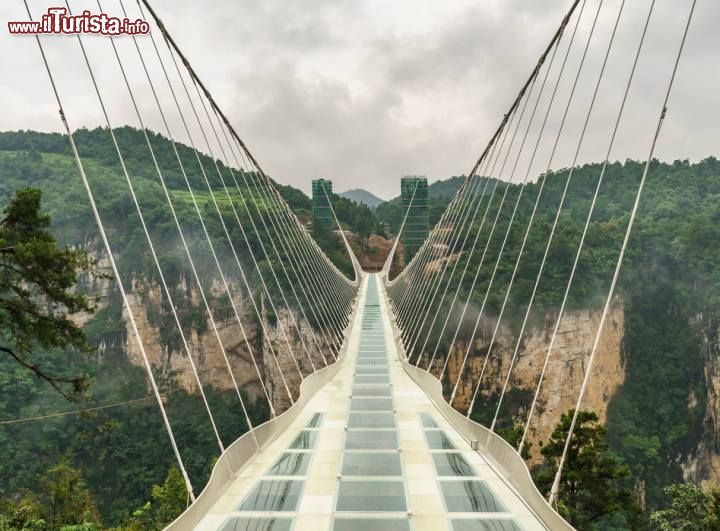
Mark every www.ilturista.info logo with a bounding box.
[8,7,150,35]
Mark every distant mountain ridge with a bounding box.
[338,188,384,207]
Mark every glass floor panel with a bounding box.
[306,413,323,428]
[336,480,407,512]
[267,452,312,476]
[345,430,398,450]
[341,452,402,476]
[220,516,293,531]
[355,366,389,375]
[352,387,392,397]
[333,517,411,531]
[238,480,304,512]
[348,412,396,429]
[350,398,393,411]
[451,519,522,531]
[440,480,506,513]
[425,430,457,450]
[420,413,439,428]
[354,375,391,385]
[288,430,318,450]
[433,453,476,477]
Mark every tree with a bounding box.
[0,188,95,400]
[41,458,100,529]
[650,483,720,531]
[0,494,46,531]
[126,466,188,530]
[532,409,641,529]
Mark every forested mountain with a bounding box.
[2,126,720,529]
[406,158,720,526]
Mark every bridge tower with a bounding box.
[400,176,429,262]
[312,178,333,229]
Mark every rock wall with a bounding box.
[683,316,720,487]
[123,280,265,402]
[444,298,626,462]
[80,247,334,415]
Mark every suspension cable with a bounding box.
[517,0,660,457]
[490,0,627,433]
[426,67,543,374]
[116,0,277,415]
[236,155,348,349]
[396,168,486,334]
[135,0,296,402]
[77,0,232,454]
[450,0,589,408]
[547,0,697,506]
[411,88,531,367]
[404,141,507,360]
[204,102,338,362]
[388,0,584,307]
[441,7,572,395]
[466,0,604,418]
[23,0,195,499]
[394,176,476,320]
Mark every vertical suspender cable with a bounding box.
[426,68,542,374]
[165,58,317,375]
[404,125,511,360]
[202,101,336,363]
[115,0,277,415]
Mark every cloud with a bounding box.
[0,0,717,200]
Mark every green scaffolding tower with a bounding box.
[400,176,429,263]
[312,178,333,228]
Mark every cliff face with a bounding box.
[683,316,720,487]
[123,281,263,400]
[122,278,332,414]
[445,299,626,462]
[82,249,332,415]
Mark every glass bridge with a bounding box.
[189,275,547,531]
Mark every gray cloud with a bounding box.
[0,0,717,199]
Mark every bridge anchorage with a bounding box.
[10,0,706,529]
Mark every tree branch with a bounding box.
[0,345,83,403]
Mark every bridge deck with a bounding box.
[195,275,546,531]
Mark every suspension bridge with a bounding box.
[14,0,703,529]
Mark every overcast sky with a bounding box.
[1,0,718,199]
